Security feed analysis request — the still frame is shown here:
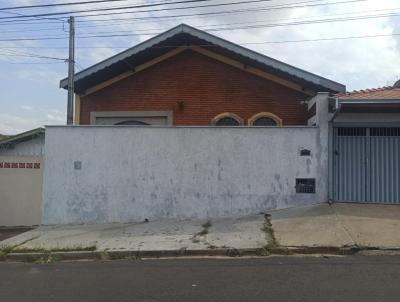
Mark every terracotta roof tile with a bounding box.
[334,85,400,99]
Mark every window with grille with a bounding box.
[212,113,243,126]
[336,127,400,136]
[248,112,282,126]
[296,178,316,193]
[370,127,400,136]
[252,117,278,126]
[215,117,240,126]
[337,127,366,136]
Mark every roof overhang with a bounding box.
[60,24,345,94]
[338,98,400,104]
[329,97,400,114]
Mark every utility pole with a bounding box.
[67,16,75,125]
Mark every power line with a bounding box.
[0,0,131,11]
[2,32,397,49]
[0,0,323,26]
[72,11,400,36]
[73,0,363,22]
[3,3,399,32]
[0,0,362,21]
[0,0,360,24]
[0,10,398,42]
[0,0,225,20]
[0,0,367,29]
[0,9,65,22]
[77,5,400,28]
[0,61,65,64]
[245,33,400,44]
[0,48,66,61]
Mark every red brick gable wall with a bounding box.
[80,50,312,125]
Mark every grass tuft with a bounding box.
[97,251,111,261]
[257,214,281,256]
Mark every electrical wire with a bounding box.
[3,32,397,50]
[0,10,398,42]
[76,5,400,28]
[2,2,398,33]
[0,0,131,11]
[0,0,361,25]
[0,0,246,20]
[0,48,66,61]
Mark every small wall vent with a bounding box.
[296,178,315,193]
[300,149,311,156]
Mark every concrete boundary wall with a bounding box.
[42,121,329,224]
[0,156,43,226]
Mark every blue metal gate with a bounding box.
[333,127,400,204]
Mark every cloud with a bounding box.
[0,109,66,135]
[12,68,66,86]
[20,105,33,111]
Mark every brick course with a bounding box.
[80,50,312,125]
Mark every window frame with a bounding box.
[211,112,244,126]
[248,112,282,126]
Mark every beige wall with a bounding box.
[0,156,43,226]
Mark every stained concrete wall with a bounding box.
[0,156,43,226]
[42,110,329,224]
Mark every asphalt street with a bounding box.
[0,256,399,302]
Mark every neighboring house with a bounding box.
[0,128,45,226]
[0,128,45,157]
[329,81,400,204]
[60,24,345,127]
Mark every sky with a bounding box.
[0,0,399,134]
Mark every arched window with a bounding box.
[248,112,282,126]
[115,120,149,125]
[211,113,244,126]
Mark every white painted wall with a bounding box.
[42,122,329,225]
[0,156,43,226]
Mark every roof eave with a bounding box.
[0,127,45,146]
[60,24,188,89]
[338,98,400,104]
[60,23,346,92]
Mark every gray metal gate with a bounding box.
[333,127,400,204]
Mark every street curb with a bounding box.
[2,246,400,262]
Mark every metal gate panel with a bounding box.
[333,127,400,204]
[369,133,400,203]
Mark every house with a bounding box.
[60,23,345,127]
[329,81,400,204]
[39,24,398,225]
[0,127,45,157]
[0,128,44,226]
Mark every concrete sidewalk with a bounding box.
[0,215,269,253]
[1,203,399,259]
[271,203,400,249]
